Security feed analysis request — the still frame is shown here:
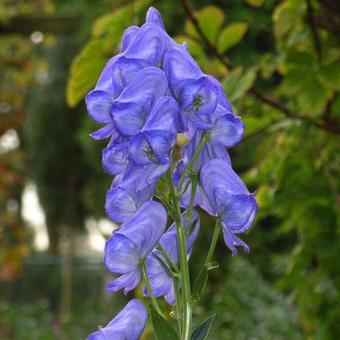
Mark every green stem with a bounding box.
[185,172,198,236]
[174,277,182,337]
[140,259,165,318]
[157,243,179,274]
[177,133,209,191]
[166,169,192,340]
[205,219,221,265]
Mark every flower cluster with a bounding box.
[86,7,257,340]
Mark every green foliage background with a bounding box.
[1,0,339,339]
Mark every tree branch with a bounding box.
[180,0,340,135]
[306,0,322,61]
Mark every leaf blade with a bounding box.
[191,314,216,340]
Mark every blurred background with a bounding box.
[0,0,339,339]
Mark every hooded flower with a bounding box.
[200,159,258,255]
[87,299,147,340]
[126,95,180,189]
[164,45,245,140]
[145,210,200,305]
[104,201,167,293]
[86,7,175,141]
[105,172,156,223]
[111,66,169,137]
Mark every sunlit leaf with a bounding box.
[223,67,256,102]
[218,22,248,53]
[66,40,109,107]
[296,76,331,116]
[92,6,130,37]
[185,6,225,43]
[246,0,265,7]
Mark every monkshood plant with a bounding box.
[86,7,258,340]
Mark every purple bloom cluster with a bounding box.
[86,7,257,339]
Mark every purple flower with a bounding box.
[174,131,231,210]
[105,172,156,223]
[126,96,180,188]
[111,67,168,137]
[87,299,147,340]
[145,7,166,30]
[164,46,219,131]
[145,211,200,305]
[200,159,258,255]
[104,201,167,293]
[123,20,174,66]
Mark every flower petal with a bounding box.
[128,133,157,166]
[163,45,202,88]
[222,228,249,256]
[145,130,175,165]
[104,233,139,274]
[120,25,140,52]
[88,299,147,340]
[90,123,115,140]
[111,57,149,95]
[112,101,146,136]
[124,25,173,66]
[106,270,141,294]
[210,113,245,147]
[102,142,129,175]
[220,194,258,233]
[86,90,112,123]
[145,7,165,30]
[118,201,167,258]
[143,96,180,135]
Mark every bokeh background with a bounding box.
[1,0,339,339]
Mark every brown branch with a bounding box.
[180,0,340,135]
[306,0,322,61]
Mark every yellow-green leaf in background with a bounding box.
[92,6,131,37]
[185,5,225,43]
[66,40,109,107]
[296,76,331,116]
[246,0,265,7]
[223,67,256,102]
[218,22,248,53]
[92,0,150,37]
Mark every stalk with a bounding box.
[140,259,165,318]
[177,133,209,191]
[205,219,220,264]
[166,169,192,340]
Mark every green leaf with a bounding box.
[191,314,216,340]
[192,267,208,302]
[151,309,179,340]
[92,6,130,37]
[317,63,340,91]
[246,0,265,7]
[66,40,109,107]
[218,22,248,53]
[279,66,312,96]
[223,67,256,102]
[185,6,225,43]
[296,76,331,116]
